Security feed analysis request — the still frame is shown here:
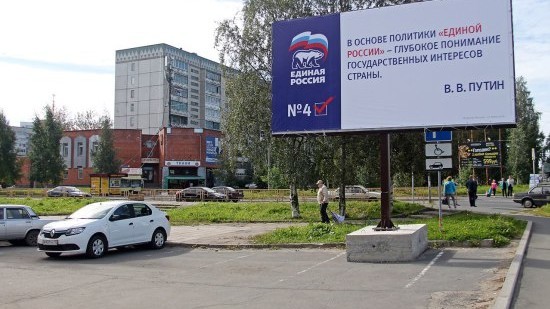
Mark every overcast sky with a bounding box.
[1,0,548,135]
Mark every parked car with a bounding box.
[244,183,258,189]
[212,186,244,202]
[175,187,227,202]
[47,186,91,197]
[513,182,550,208]
[37,200,170,258]
[0,205,57,246]
[329,185,381,200]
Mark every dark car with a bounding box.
[513,182,550,208]
[212,186,244,202]
[175,187,227,202]
[47,186,91,197]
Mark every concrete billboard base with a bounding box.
[346,224,428,263]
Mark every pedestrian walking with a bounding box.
[465,175,478,207]
[443,176,458,209]
[507,175,515,197]
[316,180,330,223]
[500,178,508,197]
[490,179,498,196]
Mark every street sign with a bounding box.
[425,143,452,157]
[426,158,452,170]
[425,130,452,142]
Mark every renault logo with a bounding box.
[50,229,55,238]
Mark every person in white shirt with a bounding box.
[316,180,330,223]
[507,176,515,197]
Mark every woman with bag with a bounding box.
[490,179,498,196]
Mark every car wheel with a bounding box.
[150,228,166,249]
[45,252,62,258]
[86,234,107,258]
[522,199,533,208]
[24,230,40,246]
[232,199,239,203]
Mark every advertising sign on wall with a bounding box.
[205,136,221,164]
[272,0,515,135]
[458,141,500,168]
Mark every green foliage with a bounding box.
[28,106,65,187]
[0,197,105,215]
[166,200,423,224]
[93,117,121,173]
[0,112,20,186]
[255,212,526,247]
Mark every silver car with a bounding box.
[0,205,56,246]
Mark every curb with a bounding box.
[492,220,532,309]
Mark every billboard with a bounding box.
[458,141,500,168]
[205,136,221,164]
[272,0,515,135]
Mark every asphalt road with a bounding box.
[0,244,515,309]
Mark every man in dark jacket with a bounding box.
[465,175,478,207]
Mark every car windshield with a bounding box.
[68,203,114,219]
[203,187,216,193]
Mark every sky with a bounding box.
[1,0,549,135]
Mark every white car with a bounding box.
[37,201,170,258]
[1,205,57,246]
[329,185,381,200]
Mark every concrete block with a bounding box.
[346,224,428,263]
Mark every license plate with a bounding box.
[42,239,58,246]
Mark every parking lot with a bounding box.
[0,243,515,309]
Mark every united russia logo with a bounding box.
[289,31,328,86]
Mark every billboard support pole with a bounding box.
[375,133,397,231]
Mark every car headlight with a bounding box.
[65,227,86,236]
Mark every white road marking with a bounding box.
[199,253,256,269]
[279,252,346,282]
[404,251,444,289]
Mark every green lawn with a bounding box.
[254,212,526,247]
[0,197,106,215]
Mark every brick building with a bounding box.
[16,127,222,189]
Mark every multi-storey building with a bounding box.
[11,122,33,156]
[114,43,225,134]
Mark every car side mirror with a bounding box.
[109,214,119,221]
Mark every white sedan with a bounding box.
[37,201,170,258]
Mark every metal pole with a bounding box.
[438,170,442,232]
[428,175,432,204]
[375,133,396,231]
[411,167,415,202]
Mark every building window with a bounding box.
[78,167,83,179]
[191,82,199,87]
[130,103,135,112]
[130,117,135,127]
[77,142,84,157]
[171,100,188,113]
[191,75,199,81]
[131,63,136,71]
[174,74,188,85]
[131,76,135,85]
[206,71,221,82]
[91,141,99,156]
[206,82,220,94]
[191,68,199,74]
[63,169,69,180]
[191,88,198,94]
[62,143,69,157]
[130,89,135,98]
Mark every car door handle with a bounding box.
[129,222,134,226]
[26,221,31,223]
[149,220,154,223]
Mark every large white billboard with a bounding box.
[340,0,515,131]
[272,0,515,135]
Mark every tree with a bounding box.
[28,106,65,187]
[506,77,544,184]
[66,110,105,130]
[0,111,20,186]
[216,0,394,218]
[93,117,121,173]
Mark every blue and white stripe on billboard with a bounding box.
[272,13,341,134]
[272,0,515,135]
